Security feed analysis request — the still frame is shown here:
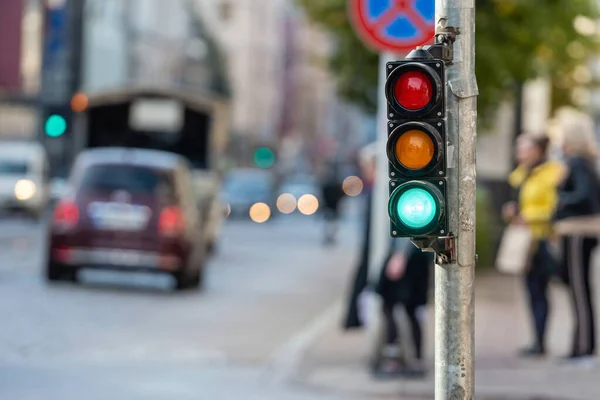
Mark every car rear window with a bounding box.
[78,165,176,198]
[0,160,28,175]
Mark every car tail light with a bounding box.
[52,247,72,263]
[53,200,79,229]
[158,206,185,236]
[158,254,181,270]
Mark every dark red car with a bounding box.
[46,148,206,290]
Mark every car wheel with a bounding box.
[174,266,195,290]
[189,267,203,289]
[46,261,62,282]
[174,269,188,290]
[206,240,217,256]
[46,261,77,282]
[28,209,42,222]
[174,256,205,291]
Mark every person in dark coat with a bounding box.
[320,169,345,245]
[553,115,600,363]
[372,238,432,377]
[344,146,376,329]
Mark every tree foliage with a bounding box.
[297,0,599,122]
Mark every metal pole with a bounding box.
[123,0,135,82]
[434,0,478,398]
[368,51,395,285]
[65,0,85,168]
[512,82,524,168]
[68,0,85,94]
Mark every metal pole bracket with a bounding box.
[424,18,459,65]
[410,236,457,264]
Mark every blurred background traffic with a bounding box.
[1,0,600,399]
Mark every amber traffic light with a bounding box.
[70,92,89,113]
[387,121,445,177]
[394,129,434,169]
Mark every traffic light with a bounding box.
[43,106,71,138]
[254,147,276,169]
[44,114,67,137]
[385,49,448,238]
[70,92,89,113]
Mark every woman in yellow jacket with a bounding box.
[503,134,563,357]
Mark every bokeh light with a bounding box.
[249,202,271,223]
[567,41,586,59]
[573,15,597,36]
[342,176,364,197]
[571,87,591,106]
[297,194,319,215]
[14,179,36,201]
[573,65,592,84]
[277,193,297,214]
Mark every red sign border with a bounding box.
[348,0,435,53]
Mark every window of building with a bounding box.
[219,1,232,22]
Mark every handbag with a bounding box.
[495,224,535,275]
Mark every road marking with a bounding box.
[2,346,229,368]
[263,300,342,386]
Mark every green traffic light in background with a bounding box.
[254,147,275,169]
[44,114,67,137]
[395,187,437,229]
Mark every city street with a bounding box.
[5,206,600,400]
[0,211,363,400]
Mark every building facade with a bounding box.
[82,0,228,96]
[195,0,289,146]
[195,0,368,172]
[0,0,41,139]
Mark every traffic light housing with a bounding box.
[386,50,448,238]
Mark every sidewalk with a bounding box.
[293,271,600,399]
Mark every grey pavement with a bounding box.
[295,264,600,400]
[0,209,366,400]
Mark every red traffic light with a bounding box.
[385,60,444,119]
[394,71,433,111]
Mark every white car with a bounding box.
[0,141,49,218]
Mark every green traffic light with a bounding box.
[254,147,275,169]
[395,187,437,229]
[45,114,67,137]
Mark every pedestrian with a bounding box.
[553,115,600,363]
[502,133,563,357]
[320,165,345,245]
[371,238,432,377]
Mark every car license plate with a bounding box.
[87,202,151,231]
[75,248,159,267]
